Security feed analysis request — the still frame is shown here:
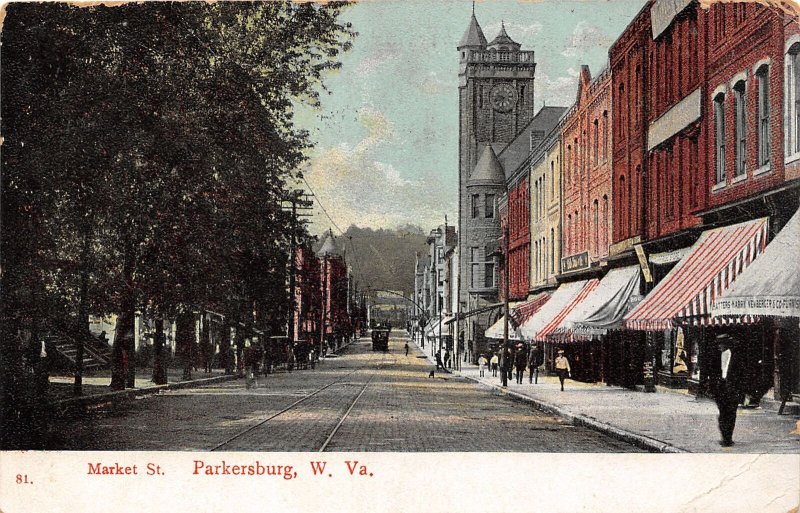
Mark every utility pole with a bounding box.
[321,254,328,357]
[503,223,509,351]
[281,190,313,345]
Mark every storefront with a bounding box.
[712,207,800,405]
[519,280,592,374]
[624,218,770,396]
[546,266,643,385]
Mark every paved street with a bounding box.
[49,333,641,452]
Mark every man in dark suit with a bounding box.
[715,334,744,447]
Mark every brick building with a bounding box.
[316,231,350,354]
[697,3,800,402]
[609,1,651,254]
[561,65,613,276]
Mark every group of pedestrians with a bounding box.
[477,344,570,389]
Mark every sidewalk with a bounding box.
[409,336,800,453]
[47,367,241,415]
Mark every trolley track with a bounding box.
[211,345,397,452]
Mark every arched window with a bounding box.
[714,92,726,184]
[787,43,800,157]
[619,175,626,238]
[756,64,770,167]
[734,80,747,177]
[602,195,609,253]
[593,199,599,257]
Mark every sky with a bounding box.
[296,0,646,235]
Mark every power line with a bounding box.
[301,175,345,236]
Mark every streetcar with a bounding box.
[371,324,390,351]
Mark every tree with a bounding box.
[1,2,355,446]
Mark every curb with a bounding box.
[51,374,240,416]
[460,373,688,453]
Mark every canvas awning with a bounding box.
[712,207,800,318]
[624,218,769,330]
[509,292,552,328]
[425,315,454,338]
[536,279,600,341]
[550,266,642,341]
[519,280,588,340]
[484,315,523,341]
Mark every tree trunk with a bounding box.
[152,315,167,385]
[75,225,91,395]
[176,311,193,381]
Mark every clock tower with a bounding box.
[457,13,536,359]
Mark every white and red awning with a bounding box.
[535,279,600,341]
[712,207,800,318]
[519,280,593,341]
[509,292,551,328]
[624,218,769,331]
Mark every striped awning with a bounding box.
[519,280,588,340]
[509,292,551,328]
[536,279,600,341]
[712,207,800,318]
[485,308,523,341]
[551,266,642,341]
[623,218,769,331]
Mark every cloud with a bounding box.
[303,107,453,233]
[483,21,543,44]
[355,45,402,75]
[561,21,616,57]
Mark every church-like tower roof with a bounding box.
[488,22,521,49]
[468,145,506,186]
[316,230,340,257]
[458,13,488,48]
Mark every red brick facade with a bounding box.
[644,2,706,242]
[703,3,786,212]
[507,175,530,300]
[609,2,651,248]
[561,66,612,264]
[786,11,800,182]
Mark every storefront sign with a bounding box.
[634,245,653,283]
[561,251,589,273]
[608,235,641,256]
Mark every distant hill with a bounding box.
[314,225,428,297]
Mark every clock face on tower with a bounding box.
[491,83,517,112]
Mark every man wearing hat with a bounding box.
[514,344,527,384]
[554,349,571,391]
[715,334,743,447]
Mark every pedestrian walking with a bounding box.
[528,344,542,384]
[444,349,451,369]
[478,354,488,377]
[490,353,499,376]
[435,351,444,370]
[404,341,409,356]
[715,334,744,447]
[555,349,571,391]
[500,347,511,387]
[514,344,527,384]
